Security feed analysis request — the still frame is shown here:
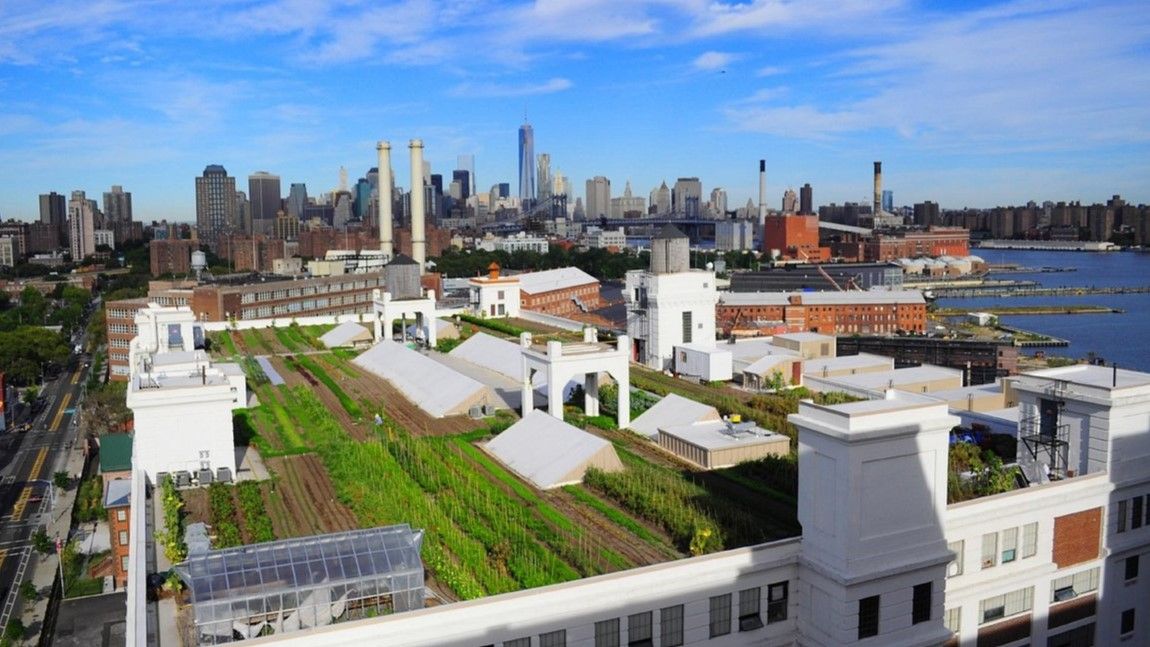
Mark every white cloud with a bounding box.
[449,77,573,98]
[756,66,784,77]
[692,51,736,71]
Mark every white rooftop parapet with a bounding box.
[520,329,631,428]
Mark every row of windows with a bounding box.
[979,586,1033,625]
[1051,567,1099,603]
[489,583,787,647]
[108,323,136,334]
[977,522,1039,570]
[857,582,932,640]
[1115,493,1150,533]
[236,279,383,304]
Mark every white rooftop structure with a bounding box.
[628,393,721,440]
[657,419,790,469]
[515,267,598,295]
[319,322,373,348]
[352,340,495,418]
[485,410,623,489]
[803,364,964,398]
[801,352,894,377]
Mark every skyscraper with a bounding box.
[39,192,66,246]
[537,153,552,202]
[799,184,814,215]
[103,185,132,223]
[710,187,728,218]
[650,182,671,215]
[672,178,702,218]
[248,172,282,236]
[456,154,475,197]
[196,164,237,250]
[882,190,894,214]
[67,190,96,261]
[287,183,308,220]
[452,170,471,201]
[518,122,535,204]
[585,176,611,219]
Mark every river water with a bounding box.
[936,249,1150,372]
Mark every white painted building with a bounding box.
[126,305,245,481]
[468,263,521,318]
[594,228,627,249]
[625,225,719,369]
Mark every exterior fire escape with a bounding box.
[1020,382,1071,480]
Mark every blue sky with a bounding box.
[1,0,1148,223]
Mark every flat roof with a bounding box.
[1020,364,1150,390]
[660,420,786,450]
[926,382,1004,402]
[104,478,132,508]
[773,332,835,343]
[99,434,133,473]
[802,353,893,374]
[824,390,944,417]
[823,365,963,390]
[719,290,925,306]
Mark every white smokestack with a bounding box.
[409,139,426,275]
[758,159,767,226]
[377,141,393,259]
[873,161,882,217]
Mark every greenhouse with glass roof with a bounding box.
[173,524,425,644]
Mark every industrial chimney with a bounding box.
[758,159,767,227]
[377,141,393,260]
[409,139,426,275]
[873,161,882,217]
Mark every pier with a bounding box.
[932,285,1150,298]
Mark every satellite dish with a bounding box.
[706,262,714,270]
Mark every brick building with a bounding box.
[105,298,150,379]
[298,228,379,259]
[395,225,452,259]
[217,235,287,272]
[104,478,132,589]
[865,227,970,261]
[149,239,198,277]
[717,290,927,336]
[836,336,1019,385]
[516,267,603,317]
[762,214,830,261]
[190,272,388,321]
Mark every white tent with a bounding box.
[629,393,721,440]
[485,411,623,489]
[319,322,373,349]
[353,341,495,418]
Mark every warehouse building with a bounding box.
[717,290,927,336]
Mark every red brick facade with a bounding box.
[107,501,131,589]
[864,227,971,261]
[716,297,927,336]
[1052,507,1102,568]
[762,215,830,261]
[520,282,603,317]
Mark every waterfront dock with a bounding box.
[932,284,1150,298]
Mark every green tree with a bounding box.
[53,471,70,489]
[19,581,36,602]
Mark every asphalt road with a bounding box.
[0,353,88,610]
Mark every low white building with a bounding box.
[126,305,245,481]
[468,263,521,319]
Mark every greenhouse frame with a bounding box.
[174,524,425,644]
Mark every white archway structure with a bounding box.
[520,328,631,429]
[372,289,438,347]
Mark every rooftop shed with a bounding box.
[352,341,496,418]
[485,410,624,489]
[658,419,790,469]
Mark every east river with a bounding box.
[936,249,1150,372]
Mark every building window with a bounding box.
[681,311,692,344]
[594,618,619,647]
[539,630,565,647]
[1001,527,1018,563]
[981,532,998,568]
[1051,567,1100,602]
[979,587,1033,624]
[659,605,683,647]
[1117,500,1128,533]
[119,530,128,545]
[121,556,129,571]
[628,611,652,647]
[912,583,932,624]
[1133,496,1145,530]
[1121,609,1136,636]
[767,581,788,623]
[738,587,763,631]
[117,509,127,522]
[709,594,731,637]
[1125,555,1140,581]
[947,541,964,577]
[1022,522,1038,558]
[944,607,961,635]
[858,595,880,639]
[504,639,531,647]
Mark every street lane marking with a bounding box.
[49,393,72,432]
[70,370,81,385]
[10,447,48,521]
[28,446,48,481]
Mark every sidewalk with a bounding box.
[17,431,89,645]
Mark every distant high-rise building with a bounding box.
[672,178,702,218]
[537,154,552,202]
[195,165,237,249]
[452,170,471,202]
[235,190,250,235]
[710,187,728,218]
[39,191,66,246]
[651,181,671,215]
[457,154,475,196]
[355,177,373,221]
[102,185,132,223]
[552,170,570,199]
[518,122,535,203]
[67,190,96,260]
[611,181,646,218]
[585,176,611,219]
[913,201,940,227]
[782,188,798,214]
[248,172,281,236]
[882,190,894,214]
[287,183,308,220]
[799,183,813,215]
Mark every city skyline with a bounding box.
[1,0,1148,222]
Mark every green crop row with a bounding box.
[208,483,243,548]
[561,486,672,554]
[236,482,275,543]
[288,354,362,418]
